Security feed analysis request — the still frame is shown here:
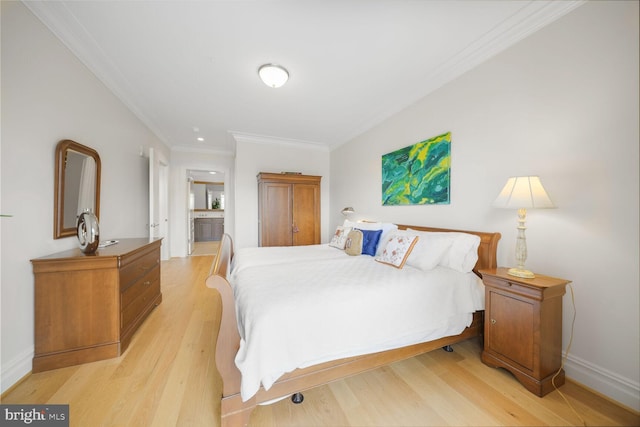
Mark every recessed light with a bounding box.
[209,171,217,175]
[197,137,204,142]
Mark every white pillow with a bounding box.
[406,229,480,273]
[440,232,481,272]
[329,226,352,249]
[375,233,419,268]
[343,220,398,256]
[402,230,454,271]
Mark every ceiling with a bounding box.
[25,1,582,153]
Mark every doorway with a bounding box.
[187,169,225,257]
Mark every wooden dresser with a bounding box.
[31,238,162,372]
[257,172,321,247]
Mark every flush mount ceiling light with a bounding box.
[258,63,289,88]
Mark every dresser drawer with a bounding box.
[121,266,160,308]
[121,272,160,330]
[120,249,159,291]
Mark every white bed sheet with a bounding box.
[230,245,485,401]
[231,244,347,277]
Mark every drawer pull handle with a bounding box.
[144,281,151,286]
[491,318,497,325]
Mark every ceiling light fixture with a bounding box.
[197,137,204,142]
[258,63,289,88]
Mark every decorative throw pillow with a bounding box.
[329,226,351,249]
[376,234,419,268]
[345,229,363,256]
[343,220,398,256]
[357,228,383,256]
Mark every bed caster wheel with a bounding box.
[291,392,304,404]
[442,345,453,352]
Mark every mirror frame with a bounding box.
[54,139,101,239]
[193,180,224,210]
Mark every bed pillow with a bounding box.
[356,229,383,256]
[407,229,480,273]
[329,226,352,249]
[439,232,481,273]
[404,231,454,271]
[375,234,419,268]
[343,220,398,256]
[345,229,363,256]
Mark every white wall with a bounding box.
[330,1,639,410]
[234,135,330,250]
[169,148,235,258]
[0,2,170,392]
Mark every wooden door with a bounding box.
[261,182,292,246]
[488,291,534,371]
[292,183,320,246]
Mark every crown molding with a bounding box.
[171,145,235,156]
[22,0,171,147]
[229,131,330,152]
[336,0,586,148]
[23,0,584,153]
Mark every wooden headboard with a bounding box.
[396,224,501,276]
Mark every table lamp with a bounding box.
[493,176,555,278]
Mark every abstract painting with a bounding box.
[382,132,451,205]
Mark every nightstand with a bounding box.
[479,267,571,397]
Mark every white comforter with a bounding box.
[230,245,484,401]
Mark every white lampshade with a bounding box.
[493,176,555,209]
[258,64,289,88]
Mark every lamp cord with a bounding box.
[551,283,586,426]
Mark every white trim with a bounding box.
[1,347,33,394]
[22,0,170,146]
[565,352,640,412]
[229,131,329,152]
[333,0,586,148]
[171,146,235,156]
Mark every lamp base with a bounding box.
[508,267,535,279]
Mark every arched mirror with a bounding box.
[54,140,101,239]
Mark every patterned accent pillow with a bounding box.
[345,229,363,256]
[329,226,352,249]
[375,234,419,268]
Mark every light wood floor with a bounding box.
[191,241,220,256]
[2,255,638,426]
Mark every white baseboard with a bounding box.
[565,352,640,412]
[1,348,33,394]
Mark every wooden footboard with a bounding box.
[206,227,500,427]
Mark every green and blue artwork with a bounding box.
[382,132,451,205]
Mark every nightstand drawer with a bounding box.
[481,275,543,300]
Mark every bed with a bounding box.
[206,224,500,426]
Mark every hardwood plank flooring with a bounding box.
[191,241,220,256]
[2,255,638,426]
